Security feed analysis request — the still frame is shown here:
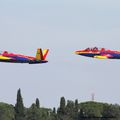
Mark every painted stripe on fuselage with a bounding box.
[109,53,120,59]
[0,59,28,63]
[78,53,100,57]
[79,52,120,59]
[0,59,48,64]
[0,56,11,60]
[94,56,107,59]
[11,56,30,61]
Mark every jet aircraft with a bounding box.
[0,48,49,64]
[75,47,120,59]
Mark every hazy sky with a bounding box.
[0,0,120,108]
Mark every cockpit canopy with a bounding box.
[0,51,13,55]
[3,51,9,54]
[84,47,105,52]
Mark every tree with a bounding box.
[26,103,41,120]
[57,97,66,115]
[57,97,66,120]
[0,103,15,120]
[53,107,56,114]
[74,99,79,120]
[79,101,103,118]
[15,89,25,120]
[75,99,79,113]
[35,98,40,108]
[65,100,75,120]
[102,104,120,119]
[49,107,57,120]
[78,109,85,120]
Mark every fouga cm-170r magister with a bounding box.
[75,47,120,59]
[0,48,49,64]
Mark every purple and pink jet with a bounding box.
[0,48,49,64]
[75,47,120,59]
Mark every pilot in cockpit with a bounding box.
[3,51,8,54]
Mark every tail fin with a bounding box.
[36,48,49,60]
[43,49,49,60]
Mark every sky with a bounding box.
[0,0,120,108]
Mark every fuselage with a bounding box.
[75,47,120,59]
[0,51,48,64]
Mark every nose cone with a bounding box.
[75,50,81,55]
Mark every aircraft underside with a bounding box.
[80,53,120,59]
[0,59,48,64]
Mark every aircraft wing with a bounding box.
[94,54,113,59]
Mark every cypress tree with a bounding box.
[75,99,79,112]
[51,107,57,120]
[15,88,25,120]
[75,99,79,120]
[57,97,66,115]
[53,107,56,114]
[60,97,66,110]
[35,98,40,108]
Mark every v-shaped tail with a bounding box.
[36,48,49,60]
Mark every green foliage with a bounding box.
[50,107,57,120]
[26,103,41,120]
[57,97,66,115]
[74,99,79,120]
[0,102,15,120]
[79,101,103,118]
[15,89,25,120]
[53,107,56,114]
[35,98,40,108]
[26,102,52,120]
[66,100,75,116]
[57,97,66,120]
[39,107,52,120]
[0,91,120,120]
[102,103,120,118]
[75,99,79,112]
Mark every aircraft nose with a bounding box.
[75,51,81,55]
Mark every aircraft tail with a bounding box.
[36,48,49,60]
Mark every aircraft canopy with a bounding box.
[85,47,106,52]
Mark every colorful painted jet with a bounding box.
[0,48,49,64]
[75,47,120,59]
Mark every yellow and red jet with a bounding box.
[0,48,49,64]
[75,47,120,59]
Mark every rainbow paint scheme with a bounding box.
[75,47,120,59]
[0,48,49,64]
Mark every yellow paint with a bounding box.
[0,56,11,60]
[94,56,107,59]
[43,49,47,55]
[75,51,99,54]
[36,48,43,60]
